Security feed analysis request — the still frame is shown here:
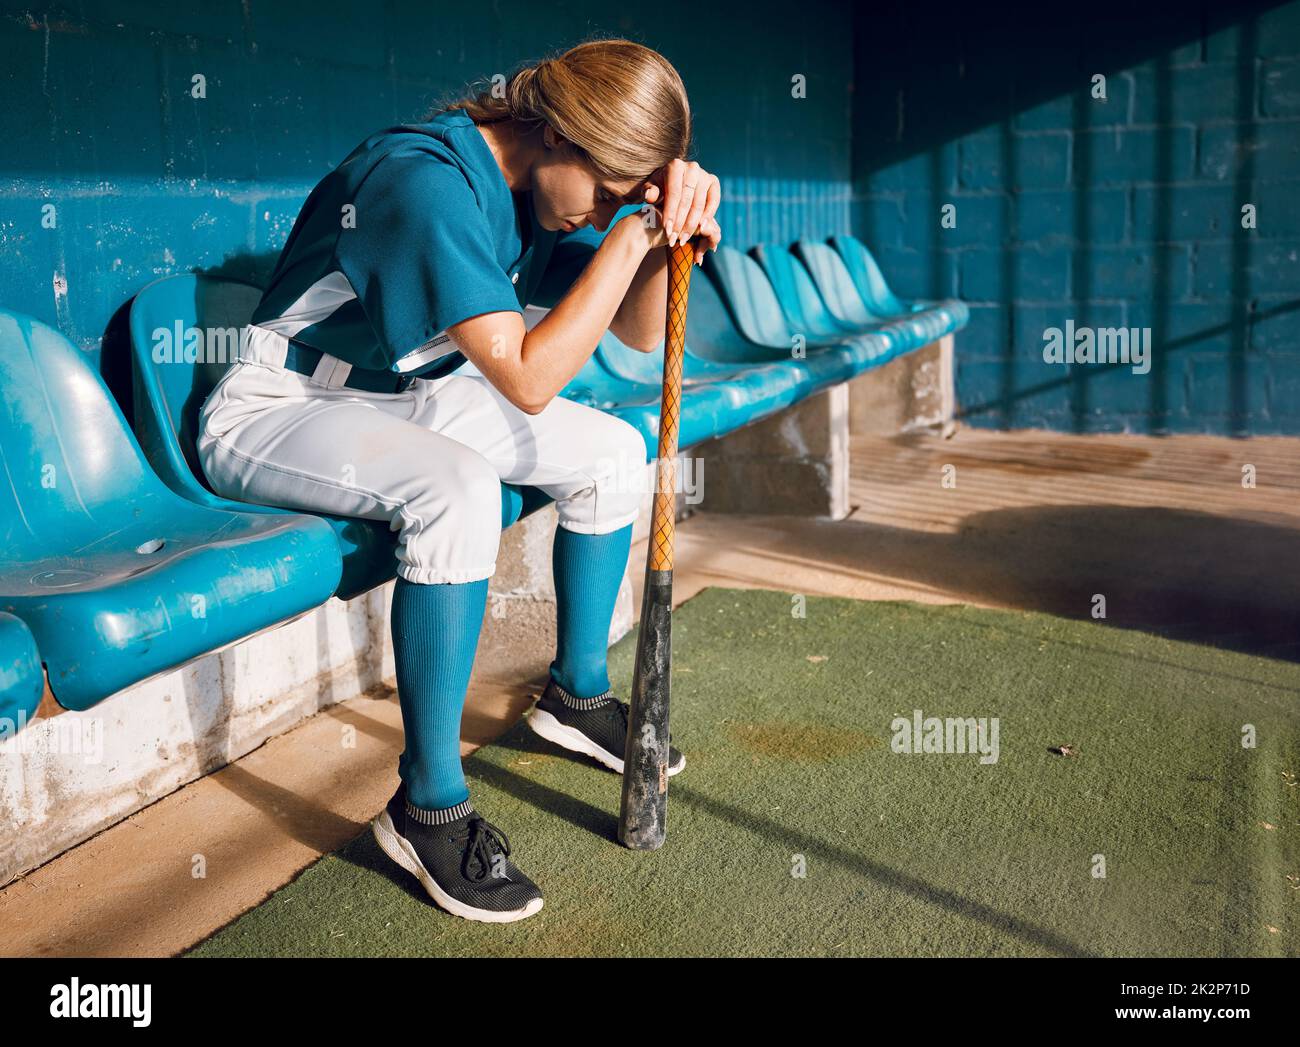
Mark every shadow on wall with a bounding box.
[850,0,1300,436]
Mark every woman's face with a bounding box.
[532,130,644,234]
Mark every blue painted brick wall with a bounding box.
[852,1,1300,435]
[0,1,854,361]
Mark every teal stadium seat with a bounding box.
[691,255,861,382]
[750,243,908,366]
[704,244,896,370]
[573,246,949,454]
[549,328,790,456]
[826,234,970,336]
[127,275,555,600]
[701,238,968,385]
[0,612,44,732]
[556,261,865,457]
[793,240,949,345]
[0,310,341,711]
[589,327,811,454]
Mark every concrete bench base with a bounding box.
[691,384,851,519]
[686,336,955,519]
[850,334,956,437]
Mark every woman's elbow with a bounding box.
[610,316,663,353]
[626,332,664,353]
[515,391,550,415]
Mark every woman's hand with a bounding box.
[640,159,722,265]
[622,207,721,262]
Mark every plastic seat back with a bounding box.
[794,240,882,325]
[828,235,906,316]
[703,246,796,349]
[128,275,263,504]
[686,265,798,364]
[0,311,157,556]
[750,243,847,339]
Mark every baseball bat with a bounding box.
[617,237,695,851]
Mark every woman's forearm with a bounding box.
[519,216,655,405]
[608,247,670,352]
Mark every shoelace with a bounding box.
[451,816,512,883]
[609,698,630,730]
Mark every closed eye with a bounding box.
[600,183,639,205]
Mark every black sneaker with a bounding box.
[526,676,686,777]
[370,783,543,923]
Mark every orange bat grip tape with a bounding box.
[649,241,694,572]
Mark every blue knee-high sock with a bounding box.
[549,521,634,699]
[391,576,488,811]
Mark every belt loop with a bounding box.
[311,354,352,389]
[238,324,290,368]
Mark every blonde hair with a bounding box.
[431,37,692,181]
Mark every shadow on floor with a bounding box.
[738,503,1300,662]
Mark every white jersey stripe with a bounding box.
[257,269,358,339]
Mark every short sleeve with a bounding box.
[335,155,522,364]
[531,205,641,309]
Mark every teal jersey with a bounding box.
[251,107,614,380]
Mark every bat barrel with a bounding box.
[617,566,674,849]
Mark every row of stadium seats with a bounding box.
[0,235,967,728]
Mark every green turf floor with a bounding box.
[186,587,1299,957]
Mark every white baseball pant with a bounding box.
[196,322,647,585]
